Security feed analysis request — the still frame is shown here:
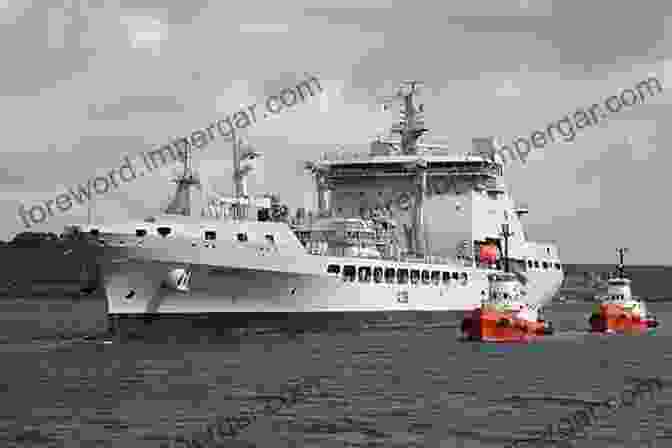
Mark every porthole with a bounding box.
[327,264,340,275]
[204,231,216,241]
[384,268,395,284]
[397,269,409,284]
[442,272,451,284]
[373,267,383,283]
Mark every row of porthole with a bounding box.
[111,239,219,249]
[100,227,275,246]
[110,240,280,255]
[133,228,276,244]
[528,259,561,270]
[327,264,469,286]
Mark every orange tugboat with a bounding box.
[460,224,554,342]
[588,248,660,334]
[460,272,554,342]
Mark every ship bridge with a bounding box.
[304,136,526,263]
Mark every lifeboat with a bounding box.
[461,272,554,342]
[588,250,660,334]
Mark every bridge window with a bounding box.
[431,271,441,286]
[343,265,355,282]
[135,229,147,237]
[236,232,248,242]
[327,264,340,275]
[542,261,549,270]
[442,272,451,284]
[373,267,383,283]
[410,269,420,284]
[397,269,409,284]
[384,268,396,284]
[421,270,431,285]
[358,266,372,283]
[204,231,216,241]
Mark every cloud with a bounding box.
[0,3,95,96]
[88,95,185,120]
[239,23,289,33]
[495,79,521,98]
[116,0,210,25]
[0,167,26,186]
[119,15,167,56]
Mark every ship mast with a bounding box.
[232,128,243,219]
[616,247,628,278]
[388,81,429,155]
[500,223,513,273]
[164,142,200,216]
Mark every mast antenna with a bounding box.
[616,247,628,278]
[383,81,429,155]
[500,223,514,273]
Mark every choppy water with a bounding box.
[0,297,671,447]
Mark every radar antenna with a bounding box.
[381,81,429,155]
[616,247,628,278]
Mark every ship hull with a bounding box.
[94,242,563,333]
[107,310,467,339]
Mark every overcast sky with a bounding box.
[1,0,669,264]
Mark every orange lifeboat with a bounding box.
[461,272,554,342]
[588,250,659,334]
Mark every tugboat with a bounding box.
[588,248,660,334]
[460,224,554,342]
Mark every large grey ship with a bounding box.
[72,81,564,331]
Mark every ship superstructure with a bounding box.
[77,81,564,330]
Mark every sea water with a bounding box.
[478,343,547,353]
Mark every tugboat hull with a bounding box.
[589,308,659,334]
[461,309,552,343]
